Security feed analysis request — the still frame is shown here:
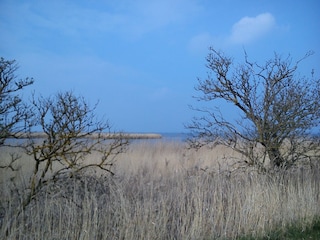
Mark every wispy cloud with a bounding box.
[0,0,203,43]
[149,87,171,101]
[228,13,276,44]
[188,32,217,54]
[117,0,203,38]
[3,1,126,37]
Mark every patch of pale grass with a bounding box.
[1,140,319,239]
[114,140,242,177]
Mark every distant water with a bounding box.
[128,132,190,144]
[158,132,191,142]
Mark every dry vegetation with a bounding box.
[1,139,320,239]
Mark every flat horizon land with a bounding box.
[15,132,164,139]
[1,138,319,239]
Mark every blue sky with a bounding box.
[1,0,319,133]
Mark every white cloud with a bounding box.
[229,13,276,44]
[187,13,276,54]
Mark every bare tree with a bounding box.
[21,91,129,209]
[0,57,34,173]
[0,59,129,235]
[187,48,320,171]
[0,57,34,145]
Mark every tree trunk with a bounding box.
[268,147,285,168]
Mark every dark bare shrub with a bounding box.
[22,91,129,210]
[0,57,129,236]
[0,57,33,171]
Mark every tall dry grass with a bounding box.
[1,140,319,239]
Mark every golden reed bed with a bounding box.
[1,139,319,239]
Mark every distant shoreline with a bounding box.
[13,132,162,140]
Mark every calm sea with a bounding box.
[159,132,190,142]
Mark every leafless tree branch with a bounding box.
[187,48,320,171]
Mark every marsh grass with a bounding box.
[1,140,319,239]
[239,219,320,240]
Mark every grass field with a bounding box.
[1,140,319,239]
